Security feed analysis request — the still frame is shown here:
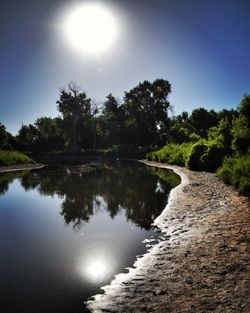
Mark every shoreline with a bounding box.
[87,160,250,312]
[0,163,45,173]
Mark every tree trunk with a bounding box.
[72,116,79,153]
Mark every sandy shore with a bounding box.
[87,161,250,312]
[0,163,44,173]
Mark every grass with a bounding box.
[0,150,34,166]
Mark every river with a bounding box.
[0,161,180,313]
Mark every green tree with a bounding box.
[16,124,38,151]
[122,79,171,145]
[231,94,250,154]
[189,108,218,137]
[0,123,9,149]
[208,118,233,148]
[35,117,65,151]
[99,94,122,147]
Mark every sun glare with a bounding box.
[64,4,118,55]
[86,260,107,280]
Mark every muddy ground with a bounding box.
[87,161,250,313]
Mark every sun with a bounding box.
[64,4,118,55]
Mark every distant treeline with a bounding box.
[0,79,249,193]
[0,79,243,155]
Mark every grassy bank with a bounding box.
[0,150,34,166]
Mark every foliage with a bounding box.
[122,79,171,145]
[189,108,218,137]
[0,123,9,149]
[0,150,34,166]
[186,142,208,170]
[148,139,231,173]
[147,143,192,166]
[57,82,92,152]
[231,95,250,154]
[200,144,231,172]
[208,118,233,147]
[217,154,250,195]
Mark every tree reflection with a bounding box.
[0,171,28,195]
[0,162,180,230]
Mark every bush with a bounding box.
[186,143,207,170]
[0,150,34,166]
[200,144,231,172]
[146,143,192,166]
[217,155,250,195]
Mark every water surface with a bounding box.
[0,161,180,313]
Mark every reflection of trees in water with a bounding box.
[0,171,28,195]
[0,163,180,230]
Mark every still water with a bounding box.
[0,161,180,313]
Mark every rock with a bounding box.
[153,289,167,296]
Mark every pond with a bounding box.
[0,161,180,313]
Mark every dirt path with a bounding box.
[87,161,250,313]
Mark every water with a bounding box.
[0,161,180,313]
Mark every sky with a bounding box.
[0,0,250,134]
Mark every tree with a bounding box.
[189,108,218,137]
[231,94,250,154]
[35,117,65,151]
[57,83,92,152]
[0,123,8,149]
[208,118,233,148]
[16,124,38,151]
[122,79,171,145]
[98,94,123,147]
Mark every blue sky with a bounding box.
[0,0,250,134]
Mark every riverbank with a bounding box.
[0,163,45,173]
[87,160,250,312]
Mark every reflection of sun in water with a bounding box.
[86,260,107,280]
[64,4,118,55]
[77,255,111,282]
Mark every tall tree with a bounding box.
[57,83,91,152]
[189,108,218,137]
[123,79,171,145]
[100,94,122,146]
[0,123,8,149]
[16,124,38,151]
[35,117,65,151]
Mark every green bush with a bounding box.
[217,155,250,195]
[186,143,207,170]
[200,144,231,172]
[146,143,192,166]
[0,150,34,166]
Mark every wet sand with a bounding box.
[87,161,250,312]
[0,163,44,173]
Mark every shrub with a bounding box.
[0,150,34,166]
[200,144,231,172]
[146,143,192,166]
[217,155,250,196]
[186,143,207,170]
